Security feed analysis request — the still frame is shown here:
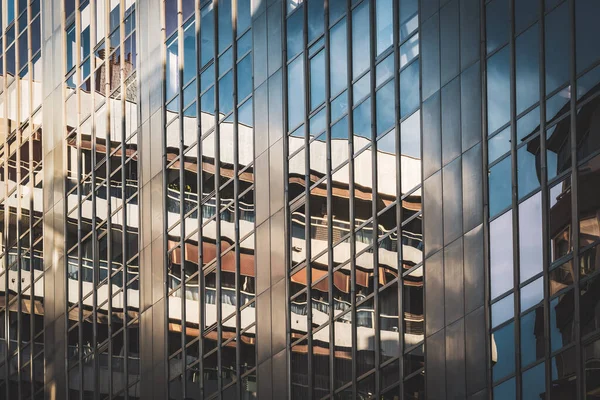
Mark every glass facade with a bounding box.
[0,0,597,399]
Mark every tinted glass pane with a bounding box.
[492,322,515,382]
[399,0,418,40]
[330,19,347,96]
[310,50,326,110]
[489,155,511,217]
[376,0,393,55]
[522,363,546,399]
[201,4,214,66]
[400,60,420,118]
[490,210,513,300]
[376,80,395,135]
[576,0,600,74]
[288,57,305,129]
[515,24,539,115]
[486,0,508,54]
[308,0,324,42]
[545,3,570,95]
[352,1,370,78]
[488,127,510,164]
[549,178,572,262]
[287,7,304,61]
[487,47,510,134]
[517,143,541,199]
[491,294,513,328]
[521,308,543,367]
[550,291,575,352]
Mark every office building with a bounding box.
[0,0,599,398]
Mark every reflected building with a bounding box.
[0,0,599,399]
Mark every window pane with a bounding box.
[545,3,570,95]
[288,57,305,129]
[515,24,539,115]
[352,1,370,78]
[308,0,324,42]
[287,7,304,61]
[330,19,347,96]
[400,60,420,118]
[376,80,395,135]
[492,322,515,382]
[490,210,513,299]
[310,50,326,110]
[489,155,512,217]
[376,0,393,55]
[487,46,510,134]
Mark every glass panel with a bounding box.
[522,363,546,399]
[515,24,539,115]
[489,155,512,217]
[352,1,370,78]
[549,177,572,262]
[550,290,575,352]
[521,308,544,368]
[487,46,510,134]
[490,210,513,300]
[310,50,326,110]
[288,57,305,130]
[376,0,393,55]
[492,322,515,382]
[545,3,570,95]
[400,60,419,119]
[330,19,347,96]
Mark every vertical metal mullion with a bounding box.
[176,0,187,396]
[480,0,493,396]
[538,0,552,396]
[1,19,8,395]
[230,0,242,396]
[281,0,292,398]
[368,0,380,396]
[391,0,403,393]
[345,0,356,397]
[507,0,523,397]
[568,0,582,398]
[121,4,132,396]
[323,0,335,395]
[105,1,116,396]
[195,0,204,396]
[300,1,314,398]
[212,0,223,395]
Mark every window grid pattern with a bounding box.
[286,0,424,398]
[486,0,600,398]
[162,0,257,398]
[63,0,141,398]
[0,0,44,398]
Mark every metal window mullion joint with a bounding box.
[344,0,357,396]
[536,0,552,395]
[323,0,335,396]
[568,0,582,397]
[391,0,404,390]
[479,0,493,394]
[508,0,523,397]
[367,0,380,395]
